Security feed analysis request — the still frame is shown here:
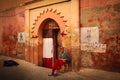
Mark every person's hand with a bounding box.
[60,59,66,62]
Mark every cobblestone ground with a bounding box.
[0,55,120,80]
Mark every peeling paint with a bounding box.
[81,3,120,71]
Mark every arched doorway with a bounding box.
[39,18,60,68]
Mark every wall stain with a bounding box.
[81,3,120,71]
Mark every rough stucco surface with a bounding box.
[1,7,25,58]
[0,0,120,72]
[80,1,120,71]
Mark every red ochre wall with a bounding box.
[1,7,25,58]
[80,0,120,71]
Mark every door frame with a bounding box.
[38,18,60,67]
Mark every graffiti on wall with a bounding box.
[81,27,106,52]
[81,27,99,44]
[81,43,106,53]
[18,32,29,43]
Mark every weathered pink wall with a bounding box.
[80,0,120,72]
[81,0,120,8]
[0,0,35,11]
[1,7,25,58]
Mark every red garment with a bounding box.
[52,59,65,72]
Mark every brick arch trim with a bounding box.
[31,8,67,36]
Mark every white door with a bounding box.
[43,38,53,68]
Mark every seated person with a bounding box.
[59,47,71,65]
[48,46,71,76]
